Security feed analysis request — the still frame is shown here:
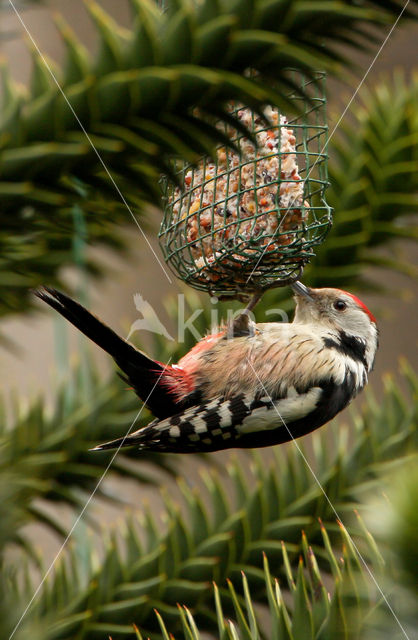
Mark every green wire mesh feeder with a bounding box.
[159,72,332,300]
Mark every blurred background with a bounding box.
[0,2,417,639]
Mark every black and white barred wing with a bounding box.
[92,394,257,453]
[91,385,323,453]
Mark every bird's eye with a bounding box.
[333,300,347,311]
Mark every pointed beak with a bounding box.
[291,281,314,301]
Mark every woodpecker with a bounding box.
[35,283,378,453]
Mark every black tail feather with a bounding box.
[90,421,158,451]
[35,287,176,419]
[35,287,143,364]
[90,437,133,451]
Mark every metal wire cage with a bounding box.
[159,72,332,298]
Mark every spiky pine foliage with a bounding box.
[1,523,385,640]
[362,458,418,639]
[136,541,384,640]
[0,365,177,553]
[1,1,418,317]
[1,361,416,639]
[2,0,416,201]
[313,71,418,291]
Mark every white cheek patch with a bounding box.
[238,387,322,435]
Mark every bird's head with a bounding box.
[291,282,378,370]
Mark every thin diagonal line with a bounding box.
[246,358,411,640]
[322,0,410,160]
[8,359,172,640]
[8,0,172,284]
[246,0,410,285]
